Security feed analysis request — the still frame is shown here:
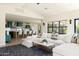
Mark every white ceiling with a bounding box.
[5,3,79,22]
[23,3,79,17]
[6,14,41,24]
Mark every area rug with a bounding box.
[0,44,52,56]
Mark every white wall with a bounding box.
[51,9,79,21]
[41,20,48,34]
[0,9,5,47]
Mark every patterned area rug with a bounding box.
[0,44,52,56]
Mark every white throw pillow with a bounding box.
[47,33,52,39]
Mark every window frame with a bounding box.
[48,20,67,34]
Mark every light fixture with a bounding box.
[36,3,40,5]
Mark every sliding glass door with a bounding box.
[74,19,79,34]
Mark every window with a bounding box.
[6,21,13,28]
[59,21,67,34]
[48,20,67,34]
[38,25,41,33]
[25,25,30,28]
[16,21,23,27]
[52,21,59,33]
[48,22,53,33]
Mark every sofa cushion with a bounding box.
[71,37,77,43]
[53,43,79,56]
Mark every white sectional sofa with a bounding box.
[21,33,79,56]
[53,43,79,56]
[52,33,79,56]
[21,33,65,48]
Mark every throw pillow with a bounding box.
[71,36,77,43]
